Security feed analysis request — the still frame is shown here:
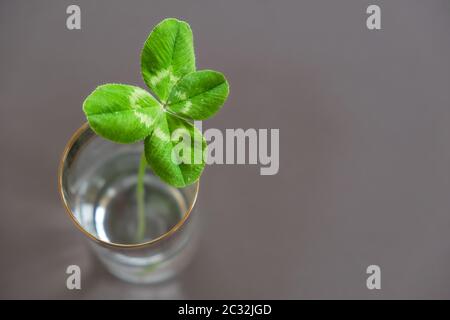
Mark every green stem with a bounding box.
[136,152,147,242]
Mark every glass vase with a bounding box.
[58,123,200,284]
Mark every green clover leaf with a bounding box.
[141,18,195,103]
[83,84,161,143]
[82,18,229,188]
[167,70,229,120]
[144,113,206,188]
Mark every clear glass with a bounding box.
[58,123,200,284]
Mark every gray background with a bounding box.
[1,0,450,299]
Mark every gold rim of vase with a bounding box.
[57,122,200,249]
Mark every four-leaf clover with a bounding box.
[83,18,229,187]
